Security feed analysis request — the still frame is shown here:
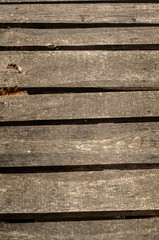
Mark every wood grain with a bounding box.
[1,218,159,240]
[1,27,159,46]
[0,170,159,213]
[1,0,158,2]
[0,3,159,24]
[1,122,159,167]
[0,92,159,122]
[1,51,159,88]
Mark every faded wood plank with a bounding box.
[0,92,159,122]
[0,170,159,213]
[1,122,159,167]
[1,51,159,88]
[0,3,159,24]
[0,0,118,1]
[1,218,159,240]
[1,0,158,2]
[1,27,159,46]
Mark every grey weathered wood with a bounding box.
[1,51,159,88]
[1,122,159,167]
[1,0,158,2]
[0,170,159,213]
[1,218,159,240]
[0,92,159,122]
[0,4,159,24]
[1,27,159,46]
[0,0,114,1]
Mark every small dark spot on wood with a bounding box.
[80,16,85,23]
[129,38,139,43]
[131,18,136,22]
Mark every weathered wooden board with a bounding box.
[1,218,159,240]
[1,0,158,2]
[0,0,130,1]
[0,170,159,213]
[1,51,159,88]
[0,92,159,122]
[0,4,159,24]
[1,122,159,167]
[1,27,159,46]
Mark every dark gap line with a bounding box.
[2,216,158,224]
[24,88,159,94]
[1,216,158,224]
[1,88,159,95]
[0,117,159,127]
[1,23,159,29]
[1,210,159,222]
[1,164,159,174]
[2,44,159,51]
[1,0,159,3]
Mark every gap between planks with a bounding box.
[2,44,159,51]
[0,117,159,126]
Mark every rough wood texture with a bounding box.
[0,92,159,122]
[1,27,159,46]
[1,122,159,167]
[0,170,159,213]
[1,218,159,240]
[1,51,159,88]
[0,4,159,24]
[0,0,119,1]
[1,0,157,2]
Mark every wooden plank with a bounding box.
[1,218,159,240]
[1,122,159,167]
[1,51,159,88]
[1,27,159,46]
[1,0,158,2]
[0,92,159,122]
[0,0,131,1]
[0,170,159,213]
[0,3,159,24]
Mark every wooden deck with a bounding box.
[0,0,159,239]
